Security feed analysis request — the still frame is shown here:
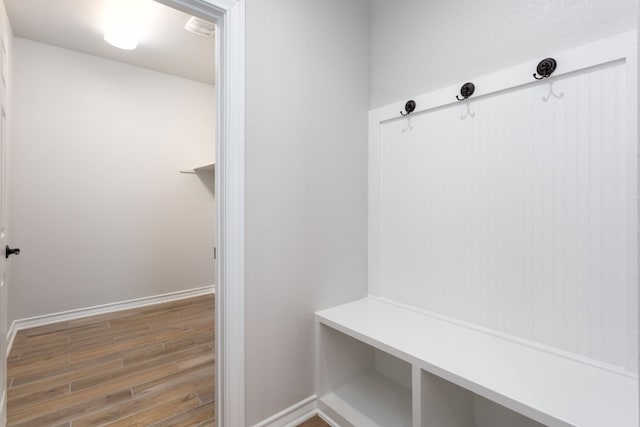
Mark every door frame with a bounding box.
[154,1,245,425]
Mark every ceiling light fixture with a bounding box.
[103,0,152,50]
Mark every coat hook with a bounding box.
[456,82,475,101]
[460,102,475,120]
[533,58,557,80]
[400,100,416,116]
[542,81,564,102]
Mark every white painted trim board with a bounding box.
[203,1,246,425]
[6,285,214,358]
[0,389,5,427]
[372,295,635,378]
[252,396,317,427]
[283,411,340,427]
[368,31,636,126]
[252,395,340,427]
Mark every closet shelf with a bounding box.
[316,297,638,427]
[180,162,215,174]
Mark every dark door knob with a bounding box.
[6,245,20,259]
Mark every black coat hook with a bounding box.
[456,82,475,101]
[400,100,416,116]
[533,58,557,80]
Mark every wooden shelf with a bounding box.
[316,297,639,427]
[180,162,215,174]
[320,371,412,427]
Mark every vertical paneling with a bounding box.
[378,61,635,371]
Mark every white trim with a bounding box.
[5,322,14,359]
[253,394,319,427]
[255,409,341,427]
[6,286,214,356]
[278,410,340,427]
[212,1,246,426]
[369,31,636,124]
[315,411,341,427]
[152,1,246,426]
[0,389,5,427]
[154,0,233,18]
[372,295,637,379]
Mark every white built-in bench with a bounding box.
[315,32,640,427]
[315,297,638,427]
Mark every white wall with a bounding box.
[370,0,637,108]
[244,0,370,424]
[242,0,638,423]
[10,38,216,322]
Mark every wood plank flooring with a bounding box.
[297,416,330,427]
[7,295,215,427]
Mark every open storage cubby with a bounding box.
[316,320,555,427]
[419,370,543,427]
[316,323,412,427]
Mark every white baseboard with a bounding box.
[315,410,341,427]
[6,285,215,357]
[252,396,341,427]
[253,396,316,427]
[280,410,340,427]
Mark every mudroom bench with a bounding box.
[315,297,638,427]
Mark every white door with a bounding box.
[0,107,7,427]
[0,34,9,427]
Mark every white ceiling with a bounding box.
[5,0,216,84]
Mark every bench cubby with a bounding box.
[316,323,412,427]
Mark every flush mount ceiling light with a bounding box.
[103,0,152,50]
[185,16,216,38]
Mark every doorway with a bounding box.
[0,2,241,424]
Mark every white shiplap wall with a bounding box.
[370,33,638,373]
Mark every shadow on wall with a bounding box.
[196,172,215,196]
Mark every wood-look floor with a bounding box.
[7,295,215,427]
[297,416,330,427]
